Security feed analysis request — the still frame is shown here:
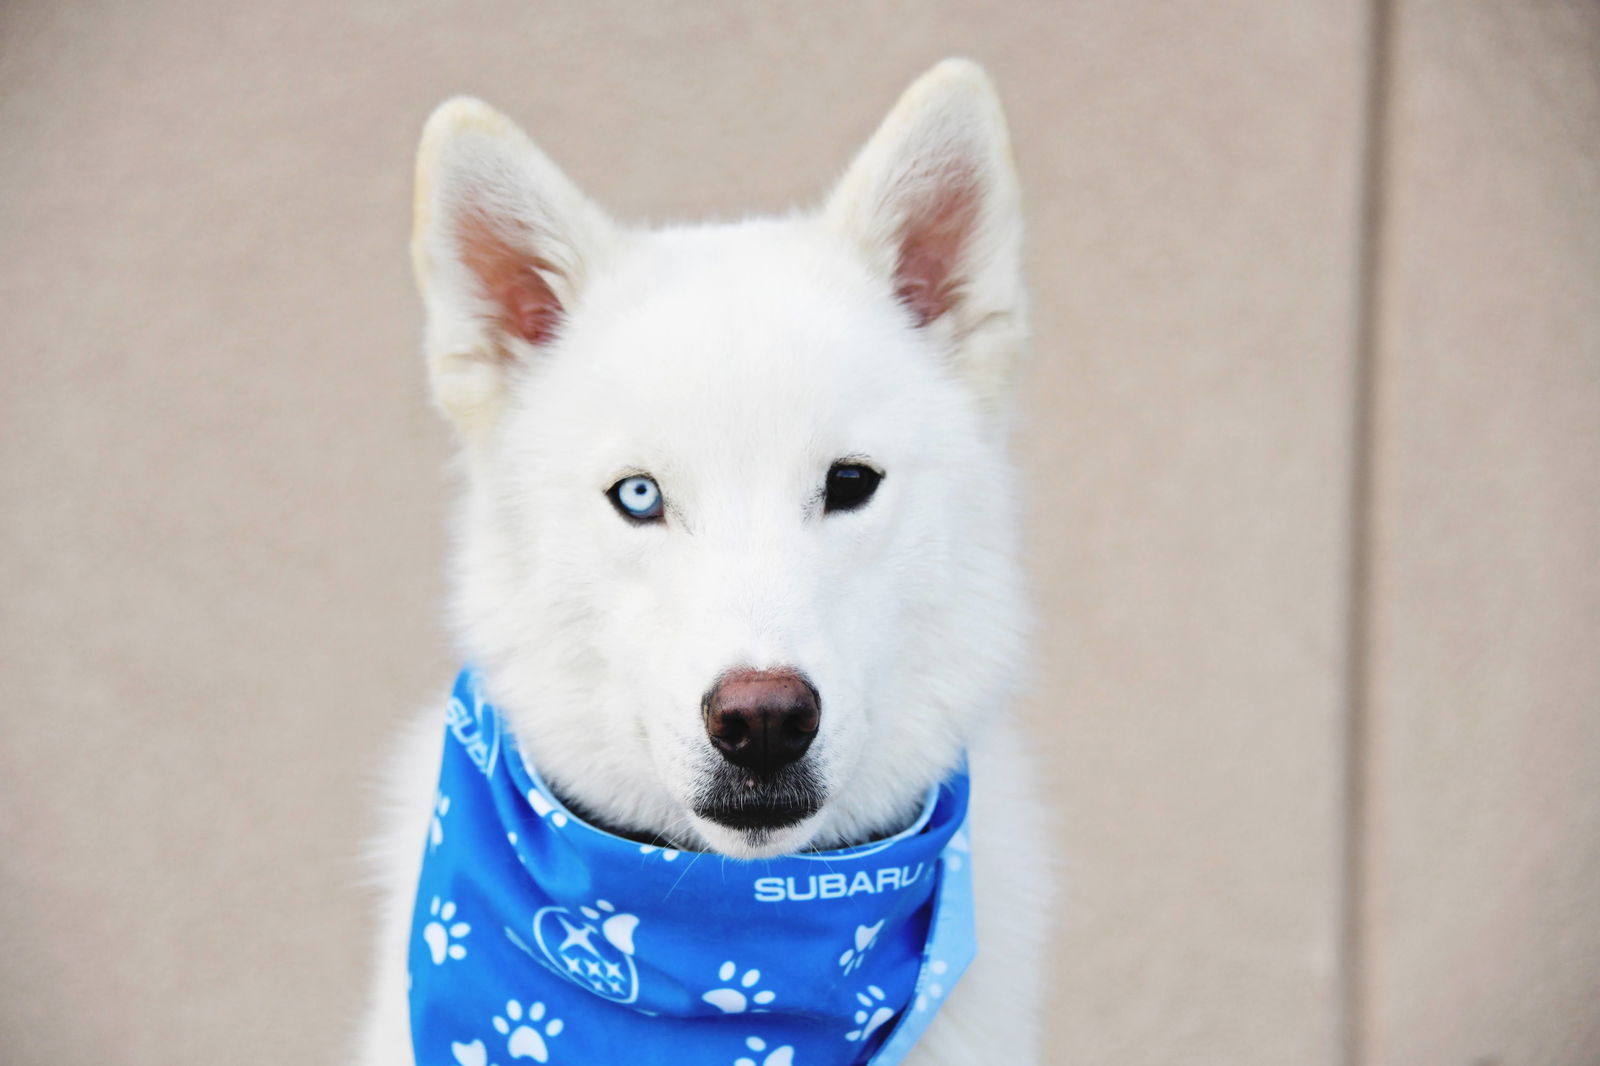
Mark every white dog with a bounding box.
[359,59,1050,1066]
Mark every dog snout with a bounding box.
[702,669,820,776]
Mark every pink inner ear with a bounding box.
[457,209,563,349]
[893,167,980,328]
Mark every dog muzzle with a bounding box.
[408,668,976,1066]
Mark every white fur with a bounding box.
[358,59,1052,1065]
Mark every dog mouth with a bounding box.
[548,762,826,852]
[693,763,824,833]
[694,798,820,831]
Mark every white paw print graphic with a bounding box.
[837,920,883,974]
[638,843,681,861]
[430,792,451,848]
[734,1035,794,1066]
[846,984,895,1043]
[701,960,777,1013]
[525,788,569,828]
[451,1039,491,1066]
[494,1000,564,1062]
[422,896,470,964]
[915,959,951,1012]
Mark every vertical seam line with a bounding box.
[1342,1,1396,1065]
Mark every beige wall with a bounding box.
[1361,4,1600,1063]
[0,3,1594,1064]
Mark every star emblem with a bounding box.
[556,915,599,955]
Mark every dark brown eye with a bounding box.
[824,463,882,514]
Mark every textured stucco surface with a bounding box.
[0,3,1594,1064]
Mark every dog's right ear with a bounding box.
[411,98,618,440]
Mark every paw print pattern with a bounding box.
[422,896,470,964]
[701,960,777,1013]
[914,959,951,1012]
[577,898,640,958]
[430,792,451,848]
[846,984,895,1043]
[734,1035,794,1066]
[837,920,883,974]
[451,1039,491,1066]
[525,788,569,828]
[638,843,681,861]
[494,1000,565,1062]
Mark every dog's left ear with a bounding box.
[824,59,1027,413]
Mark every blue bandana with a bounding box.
[409,669,975,1066]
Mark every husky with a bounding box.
[359,59,1051,1066]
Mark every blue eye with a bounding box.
[608,475,664,522]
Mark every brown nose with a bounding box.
[703,669,820,776]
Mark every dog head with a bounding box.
[411,60,1029,858]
